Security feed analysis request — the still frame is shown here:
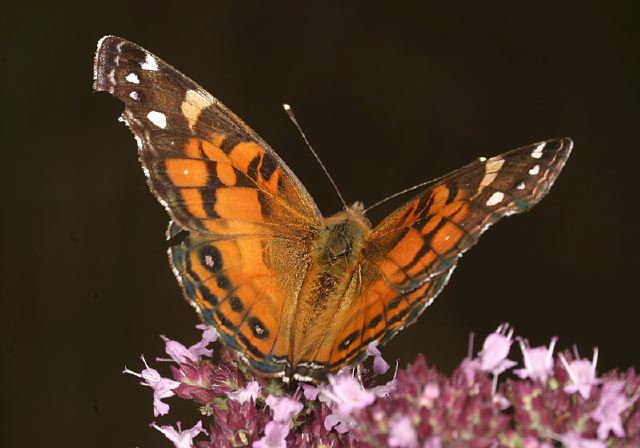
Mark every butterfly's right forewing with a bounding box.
[325,138,572,372]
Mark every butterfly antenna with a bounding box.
[363,179,434,214]
[363,156,484,214]
[283,104,348,210]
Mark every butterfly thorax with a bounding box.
[315,204,371,270]
[289,204,371,369]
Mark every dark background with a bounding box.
[3,1,639,446]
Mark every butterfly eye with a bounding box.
[328,238,351,262]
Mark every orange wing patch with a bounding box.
[215,188,264,222]
[164,159,209,187]
[387,227,424,268]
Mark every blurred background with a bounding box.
[3,1,639,446]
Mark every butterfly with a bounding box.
[94,36,572,383]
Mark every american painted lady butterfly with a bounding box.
[94,36,572,383]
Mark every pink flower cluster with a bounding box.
[125,324,640,447]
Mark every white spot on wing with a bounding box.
[147,111,167,128]
[531,142,545,159]
[479,156,487,162]
[529,164,540,175]
[486,191,504,206]
[126,72,140,84]
[477,157,505,194]
[129,91,140,100]
[107,69,116,92]
[516,181,525,190]
[141,53,159,71]
[114,40,125,66]
[181,89,213,130]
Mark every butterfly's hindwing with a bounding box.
[168,222,310,375]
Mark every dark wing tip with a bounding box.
[543,136,573,154]
[93,35,142,93]
[94,35,120,92]
[518,137,572,210]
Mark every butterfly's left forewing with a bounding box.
[94,36,321,377]
[325,139,572,372]
[93,36,320,232]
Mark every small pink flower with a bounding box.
[418,382,440,408]
[591,380,635,440]
[323,371,375,415]
[323,370,375,433]
[559,431,606,448]
[151,420,207,448]
[161,326,216,364]
[367,341,390,374]
[253,421,289,448]
[124,355,181,416]
[195,323,219,345]
[371,377,398,398]
[228,380,261,404]
[324,412,353,433]
[459,357,481,385]
[514,337,557,382]
[560,348,601,399]
[371,362,399,398]
[301,383,321,401]
[388,415,418,448]
[161,338,199,364]
[265,395,303,422]
[478,323,517,376]
[300,382,333,407]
